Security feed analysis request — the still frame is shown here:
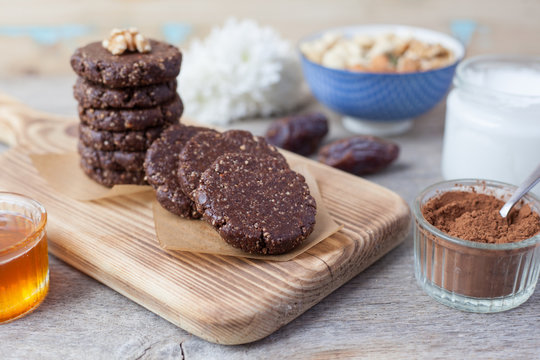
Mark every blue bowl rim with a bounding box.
[298,24,465,76]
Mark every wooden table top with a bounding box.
[0,1,539,357]
[0,75,538,359]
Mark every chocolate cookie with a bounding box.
[79,94,183,131]
[80,158,147,187]
[144,124,216,218]
[78,142,146,172]
[70,40,182,87]
[193,153,317,255]
[178,130,286,199]
[79,123,166,151]
[74,77,177,109]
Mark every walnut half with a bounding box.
[102,27,151,55]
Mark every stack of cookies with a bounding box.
[70,28,183,187]
[144,125,317,255]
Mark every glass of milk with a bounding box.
[442,55,540,196]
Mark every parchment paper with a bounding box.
[30,152,151,201]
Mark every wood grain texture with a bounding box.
[0,93,410,345]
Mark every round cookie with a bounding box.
[144,124,216,218]
[79,123,167,151]
[80,158,147,187]
[74,77,177,109]
[178,130,286,199]
[78,142,146,172]
[193,153,317,255]
[79,94,183,131]
[70,40,182,87]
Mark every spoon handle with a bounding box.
[500,163,540,218]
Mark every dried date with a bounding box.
[318,135,399,175]
[265,113,329,156]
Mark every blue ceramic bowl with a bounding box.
[300,25,465,135]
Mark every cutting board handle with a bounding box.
[0,92,76,153]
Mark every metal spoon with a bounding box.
[499,163,540,218]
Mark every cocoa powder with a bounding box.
[422,191,540,244]
[416,188,540,300]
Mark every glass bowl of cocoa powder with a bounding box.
[413,179,540,313]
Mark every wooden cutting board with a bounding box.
[0,93,411,345]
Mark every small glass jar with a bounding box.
[0,192,49,323]
[413,179,540,313]
[442,55,540,197]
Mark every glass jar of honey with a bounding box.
[0,192,49,323]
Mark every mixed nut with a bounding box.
[301,32,454,73]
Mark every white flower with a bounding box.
[179,18,304,125]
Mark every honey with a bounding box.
[0,196,49,324]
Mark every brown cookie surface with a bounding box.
[80,158,147,187]
[79,94,182,131]
[70,40,182,87]
[74,77,177,109]
[178,130,286,199]
[79,123,167,151]
[193,153,317,255]
[78,142,146,172]
[144,124,216,218]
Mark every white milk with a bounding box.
[442,56,540,196]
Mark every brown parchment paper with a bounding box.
[154,164,343,261]
[30,152,151,201]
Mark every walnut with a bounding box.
[102,27,151,55]
[134,33,151,53]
